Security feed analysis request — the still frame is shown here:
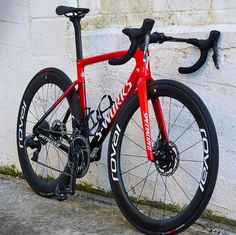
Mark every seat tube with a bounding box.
[77,63,87,120]
[137,77,155,161]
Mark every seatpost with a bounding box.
[71,17,83,60]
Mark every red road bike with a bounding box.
[17,6,220,234]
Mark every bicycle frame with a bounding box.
[35,48,168,162]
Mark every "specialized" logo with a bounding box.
[39,134,61,148]
[144,112,152,151]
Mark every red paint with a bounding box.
[50,80,79,110]
[137,77,155,161]
[48,47,168,161]
[152,98,168,140]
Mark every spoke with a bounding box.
[45,144,54,179]
[26,132,33,135]
[159,174,175,219]
[136,162,152,207]
[124,134,146,153]
[121,153,147,159]
[48,98,64,124]
[127,168,156,194]
[97,161,158,186]
[178,165,200,183]
[47,85,63,124]
[27,151,34,157]
[96,162,107,167]
[28,108,39,121]
[180,159,203,162]
[131,117,155,143]
[35,160,71,177]
[32,100,39,120]
[42,149,46,178]
[171,174,191,201]
[53,145,66,170]
[66,118,72,123]
[57,145,69,155]
[42,84,45,112]
[60,110,69,122]
[122,160,149,175]
[45,83,49,111]
[131,117,143,133]
[55,85,59,120]
[163,176,167,218]
[163,177,174,206]
[161,175,174,218]
[179,139,202,155]
[26,120,37,125]
[168,105,185,134]
[36,90,46,114]
[148,171,158,218]
[174,120,196,143]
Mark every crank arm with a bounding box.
[137,77,155,161]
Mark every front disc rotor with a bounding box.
[154,140,180,176]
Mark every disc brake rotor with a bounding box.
[154,140,180,176]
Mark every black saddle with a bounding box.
[56,5,89,17]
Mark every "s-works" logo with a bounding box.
[199,128,209,192]
[96,82,132,141]
[18,101,27,148]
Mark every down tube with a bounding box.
[90,81,135,151]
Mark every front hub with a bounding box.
[153,139,180,176]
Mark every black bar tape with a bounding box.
[178,50,208,74]
[108,42,137,65]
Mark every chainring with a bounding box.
[70,135,90,178]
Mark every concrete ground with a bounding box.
[0,174,235,235]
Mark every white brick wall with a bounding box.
[0,0,236,220]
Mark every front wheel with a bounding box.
[108,79,218,234]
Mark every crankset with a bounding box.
[55,135,90,201]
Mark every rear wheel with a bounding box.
[108,80,218,234]
[17,68,81,197]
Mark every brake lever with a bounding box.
[212,31,220,69]
[150,30,221,74]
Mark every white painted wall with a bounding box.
[0,0,236,220]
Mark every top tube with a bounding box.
[78,50,128,66]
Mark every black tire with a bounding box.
[108,79,218,234]
[17,68,81,197]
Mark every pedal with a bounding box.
[56,191,68,201]
[31,150,40,162]
[55,183,72,201]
